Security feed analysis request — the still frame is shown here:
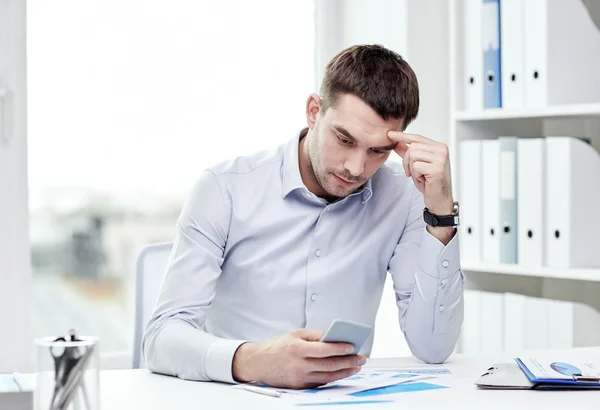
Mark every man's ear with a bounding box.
[306,93,322,129]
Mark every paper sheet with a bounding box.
[233,369,441,405]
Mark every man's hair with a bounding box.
[319,44,419,129]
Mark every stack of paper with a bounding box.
[233,367,451,406]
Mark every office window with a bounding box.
[27,0,315,357]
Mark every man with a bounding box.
[143,44,464,389]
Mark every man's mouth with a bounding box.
[333,174,359,187]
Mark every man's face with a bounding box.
[306,94,403,200]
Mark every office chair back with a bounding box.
[132,242,173,369]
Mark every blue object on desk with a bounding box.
[350,382,447,397]
[515,359,600,388]
[391,373,417,379]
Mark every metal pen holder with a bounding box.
[35,331,99,410]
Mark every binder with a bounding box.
[547,300,574,349]
[523,296,549,350]
[524,0,600,108]
[459,140,482,264]
[460,290,482,354]
[503,293,526,353]
[545,137,600,268]
[516,138,545,267]
[464,0,483,111]
[479,291,504,354]
[515,358,600,389]
[498,137,517,264]
[481,139,500,263]
[476,361,600,389]
[500,0,525,109]
[482,0,502,109]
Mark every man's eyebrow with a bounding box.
[332,125,397,151]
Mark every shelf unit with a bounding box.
[454,102,600,122]
[447,0,600,354]
[448,0,600,283]
[462,263,600,282]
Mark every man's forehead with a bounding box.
[328,94,404,138]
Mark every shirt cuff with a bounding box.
[205,339,247,384]
[418,227,461,280]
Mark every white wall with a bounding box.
[314,0,407,90]
[315,0,450,140]
[314,0,451,358]
[0,0,32,372]
[405,0,450,145]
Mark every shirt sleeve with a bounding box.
[387,184,465,364]
[142,170,246,383]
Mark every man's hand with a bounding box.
[232,329,365,389]
[388,131,456,245]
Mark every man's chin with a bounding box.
[324,183,357,199]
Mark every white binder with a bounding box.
[524,296,549,350]
[461,290,482,354]
[545,137,600,268]
[459,140,482,264]
[547,300,574,349]
[524,0,600,108]
[481,139,500,263]
[500,0,525,109]
[517,138,545,267]
[504,292,526,353]
[463,0,483,111]
[479,291,504,354]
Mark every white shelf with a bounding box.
[454,102,600,121]
[462,262,600,282]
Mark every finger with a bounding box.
[412,161,438,177]
[407,149,437,164]
[388,131,429,145]
[306,355,365,372]
[306,367,362,386]
[302,341,355,358]
[403,149,412,177]
[291,328,325,341]
[408,142,442,155]
[393,141,409,158]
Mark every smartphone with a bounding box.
[320,319,373,355]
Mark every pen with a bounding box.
[241,384,282,398]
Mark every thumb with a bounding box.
[291,328,325,342]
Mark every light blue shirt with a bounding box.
[143,130,464,383]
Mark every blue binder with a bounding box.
[482,0,502,108]
[515,358,600,389]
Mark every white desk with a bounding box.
[100,347,600,409]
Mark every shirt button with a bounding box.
[315,250,321,257]
[439,305,445,312]
[442,260,449,268]
[311,294,317,301]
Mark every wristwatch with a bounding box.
[423,201,460,227]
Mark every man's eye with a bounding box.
[371,148,386,155]
[338,136,352,145]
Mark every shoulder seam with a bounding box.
[206,169,233,237]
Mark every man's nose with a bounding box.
[344,151,365,178]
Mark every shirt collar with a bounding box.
[281,129,308,199]
[281,128,374,204]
